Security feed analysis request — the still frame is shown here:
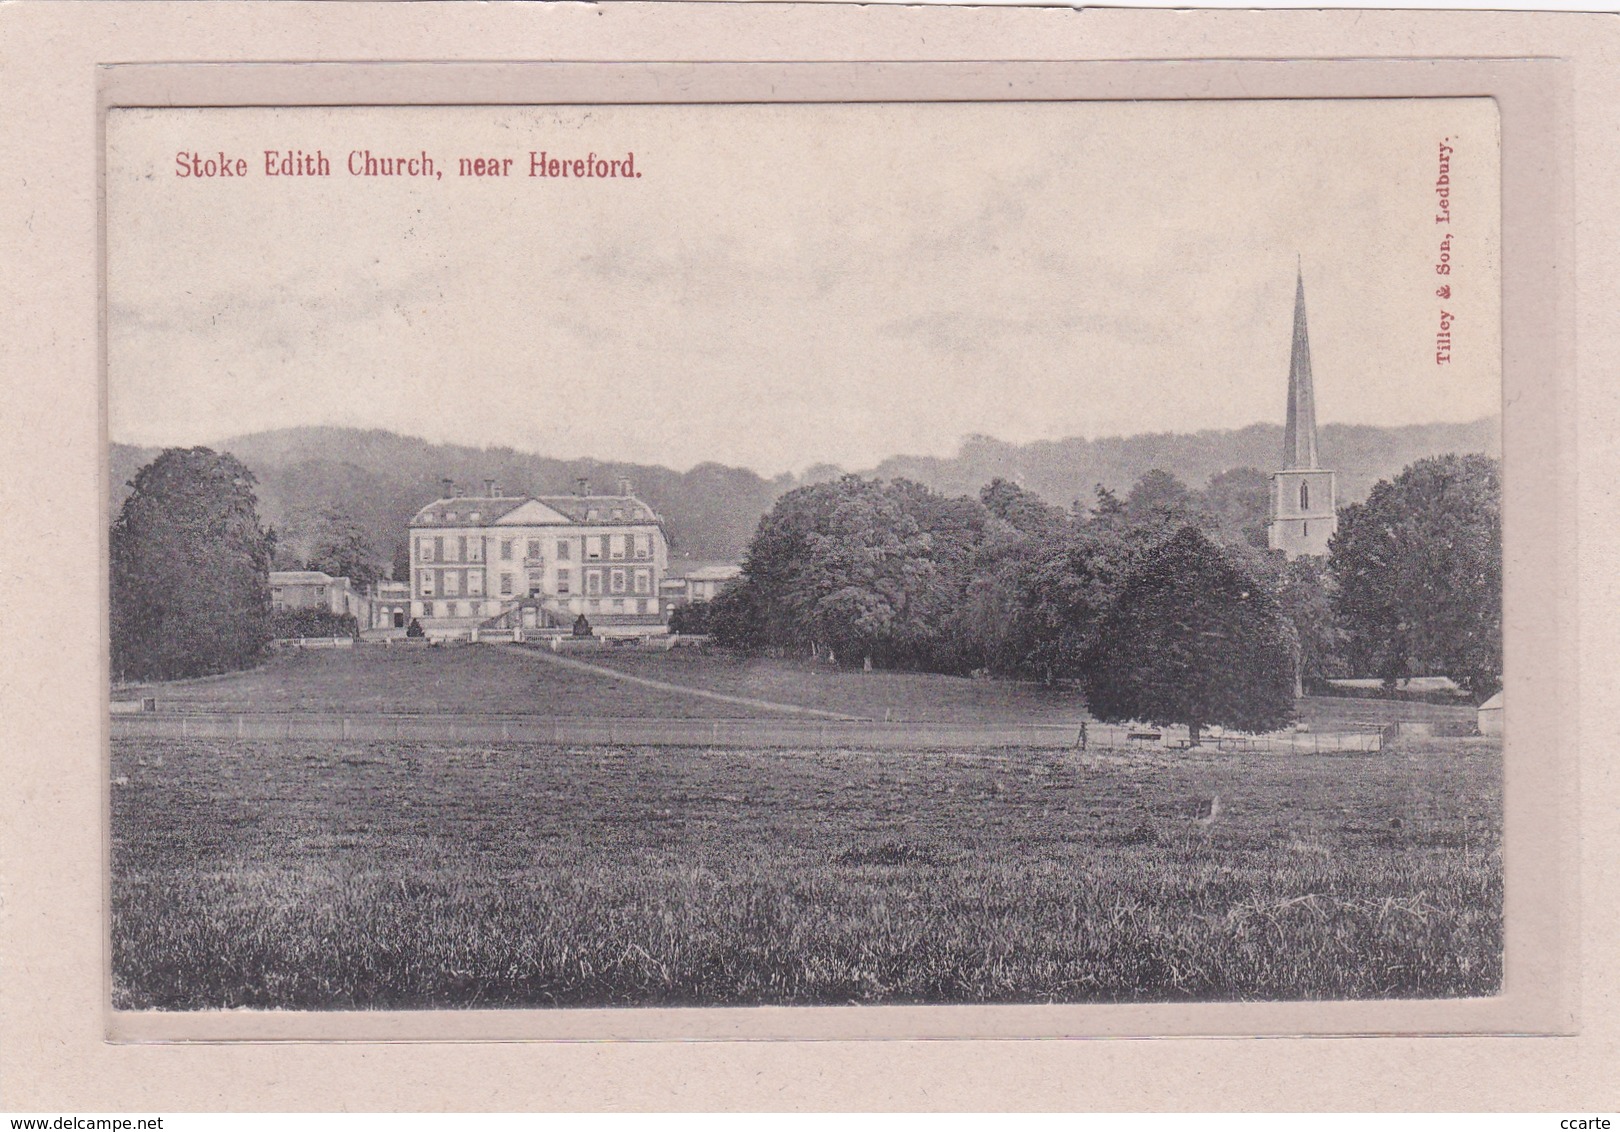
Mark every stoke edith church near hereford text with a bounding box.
[408,477,670,636]
[1268,270,1338,559]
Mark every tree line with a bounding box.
[109,445,1502,725]
[705,453,1502,726]
[111,419,1499,570]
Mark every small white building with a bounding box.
[1477,690,1503,737]
[269,570,370,622]
[665,561,743,606]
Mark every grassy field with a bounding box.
[1293,694,1478,730]
[111,734,1501,1009]
[574,648,1089,724]
[117,644,760,719]
[584,648,1480,729]
[116,643,1480,736]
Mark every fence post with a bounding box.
[236,715,244,739]
[180,716,188,738]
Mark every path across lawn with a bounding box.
[500,644,860,721]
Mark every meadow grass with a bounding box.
[111,736,1500,1009]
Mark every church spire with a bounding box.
[1282,267,1319,470]
[1268,266,1337,560]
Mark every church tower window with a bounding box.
[1300,481,1310,510]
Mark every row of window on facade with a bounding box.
[417,567,654,598]
[414,597,656,618]
[415,533,654,564]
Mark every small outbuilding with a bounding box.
[1477,690,1504,737]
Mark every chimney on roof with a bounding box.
[484,478,495,497]
[617,476,633,497]
[576,476,590,496]
[440,477,453,499]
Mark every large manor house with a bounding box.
[270,270,1335,638]
[406,476,672,636]
[268,474,740,640]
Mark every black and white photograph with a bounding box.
[104,98,1505,1016]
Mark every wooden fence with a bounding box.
[110,711,1383,753]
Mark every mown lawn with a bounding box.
[115,644,758,718]
[576,648,1089,724]
[110,736,1501,1009]
[114,642,1480,735]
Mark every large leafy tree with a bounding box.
[110,448,275,681]
[1082,526,1297,745]
[965,479,1185,683]
[1329,453,1501,699]
[1125,468,1208,538]
[707,575,768,650]
[1203,466,1272,549]
[723,475,989,670]
[715,467,1317,696]
[943,480,1067,677]
[305,506,385,591]
[1001,523,1139,684]
[979,477,1063,537]
[1274,554,1344,691]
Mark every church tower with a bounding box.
[1268,269,1338,558]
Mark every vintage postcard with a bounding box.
[0,0,1604,1107]
[100,93,1519,1035]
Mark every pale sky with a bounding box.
[106,100,1500,475]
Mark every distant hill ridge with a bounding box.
[109,418,1501,567]
[867,419,1502,514]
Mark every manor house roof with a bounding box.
[410,494,661,528]
[534,495,659,524]
[410,496,528,527]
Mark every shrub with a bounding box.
[668,601,713,635]
[269,608,360,640]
